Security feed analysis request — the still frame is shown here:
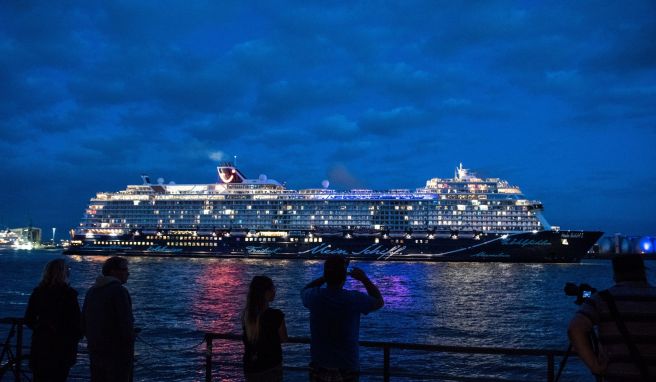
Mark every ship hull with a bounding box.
[64,230,603,263]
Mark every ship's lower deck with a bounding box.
[64,230,603,263]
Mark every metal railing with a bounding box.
[2,318,576,382]
[0,318,26,382]
[204,332,571,382]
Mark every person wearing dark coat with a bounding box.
[82,256,135,382]
[24,258,82,382]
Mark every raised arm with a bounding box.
[303,276,325,290]
[349,267,384,310]
[568,313,606,376]
[278,315,288,343]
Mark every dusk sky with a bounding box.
[1,1,655,239]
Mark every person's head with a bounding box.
[324,255,348,288]
[243,275,275,343]
[102,256,129,284]
[612,254,647,282]
[39,259,70,288]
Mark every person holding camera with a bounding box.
[301,255,384,382]
[568,254,656,381]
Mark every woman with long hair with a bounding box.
[242,275,288,382]
[24,259,82,382]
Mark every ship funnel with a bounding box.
[217,163,246,184]
[141,174,151,185]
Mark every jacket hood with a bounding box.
[93,275,122,288]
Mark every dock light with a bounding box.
[641,239,652,253]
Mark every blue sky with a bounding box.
[1,1,655,238]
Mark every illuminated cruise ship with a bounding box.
[65,163,602,262]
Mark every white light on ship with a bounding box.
[532,230,538,234]
[501,234,509,239]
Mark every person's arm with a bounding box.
[568,313,607,375]
[68,290,83,340]
[23,290,37,330]
[278,315,288,343]
[349,267,384,310]
[114,287,135,345]
[303,276,325,290]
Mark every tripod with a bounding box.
[0,318,30,382]
[554,331,601,382]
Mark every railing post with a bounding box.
[15,320,23,382]
[547,353,554,382]
[205,334,213,382]
[383,346,390,382]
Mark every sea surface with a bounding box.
[1,250,654,381]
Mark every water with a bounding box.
[2,250,653,381]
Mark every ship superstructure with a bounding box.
[66,163,602,262]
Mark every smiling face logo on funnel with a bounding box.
[217,166,244,184]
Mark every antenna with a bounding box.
[234,155,238,167]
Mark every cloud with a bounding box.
[359,106,432,134]
[314,115,359,139]
[328,163,363,189]
[0,1,654,235]
[209,151,225,162]
[253,79,353,122]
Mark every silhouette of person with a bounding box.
[82,256,135,382]
[301,256,384,382]
[568,254,656,381]
[24,258,82,382]
[242,275,288,382]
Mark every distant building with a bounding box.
[594,233,654,257]
[10,227,42,244]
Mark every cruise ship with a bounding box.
[65,163,602,262]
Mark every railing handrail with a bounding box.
[1,319,573,382]
[205,332,567,357]
[1,316,26,382]
[0,317,24,325]
[204,332,572,382]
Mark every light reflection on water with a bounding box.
[2,250,653,381]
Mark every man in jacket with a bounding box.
[82,256,135,382]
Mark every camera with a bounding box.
[564,282,597,305]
